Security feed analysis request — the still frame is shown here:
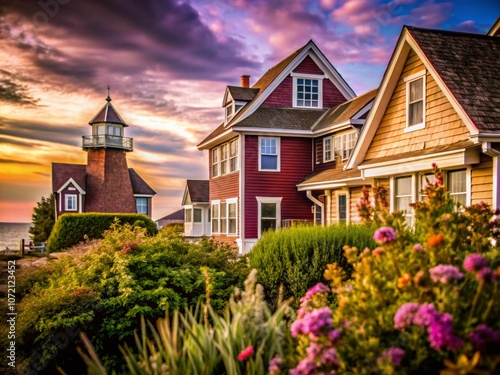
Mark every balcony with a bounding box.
[82,135,133,151]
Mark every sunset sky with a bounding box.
[0,0,498,223]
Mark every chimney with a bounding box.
[241,75,250,88]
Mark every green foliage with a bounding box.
[78,270,294,375]
[29,193,56,243]
[15,223,249,373]
[46,213,158,253]
[248,224,376,309]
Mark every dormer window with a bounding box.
[404,70,426,131]
[225,102,244,124]
[292,73,324,108]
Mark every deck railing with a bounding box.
[82,135,133,151]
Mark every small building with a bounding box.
[52,91,156,218]
[155,209,185,229]
[181,180,211,237]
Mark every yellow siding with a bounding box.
[349,187,365,224]
[471,154,493,206]
[365,50,470,161]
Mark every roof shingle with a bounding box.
[186,180,209,203]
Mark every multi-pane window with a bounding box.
[448,170,467,207]
[193,208,202,223]
[229,140,238,172]
[185,208,192,223]
[212,149,219,177]
[338,195,347,222]
[323,137,332,162]
[261,203,277,234]
[211,203,219,233]
[225,105,233,120]
[221,144,228,175]
[296,78,319,107]
[315,204,322,225]
[395,176,413,223]
[108,125,121,136]
[406,72,425,128]
[220,202,227,234]
[228,202,237,235]
[260,137,279,171]
[341,132,357,160]
[136,198,148,214]
[66,195,77,211]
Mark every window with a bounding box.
[419,173,436,200]
[405,71,426,129]
[323,137,332,162]
[257,197,282,237]
[225,105,233,120]
[185,208,192,223]
[259,137,280,171]
[66,195,77,211]
[212,148,219,177]
[229,140,238,172]
[108,125,121,136]
[220,202,227,234]
[448,170,467,207]
[338,195,347,222]
[314,204,322,225]
[136,198,148,214]
[395,176,413,223]
[193,208,202,223]
[221,144,228,175]
[332,132,358,161]
[228,202,237,235]
[211,202,220,233]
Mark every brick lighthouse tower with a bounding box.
[82,88,137,213]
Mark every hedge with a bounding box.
[46,213,158,253]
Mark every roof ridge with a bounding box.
[405,25,498,39]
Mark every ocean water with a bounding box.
[0,222,31,250]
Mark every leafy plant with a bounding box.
[29,194,55,243]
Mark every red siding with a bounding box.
[313,136,336,172]
[262,76,293,107]
[323,79,346,107]
[244,136,313,238]
[293,56,323,75]
[209,172,239,201]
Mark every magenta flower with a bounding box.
[469,324,500,352]
[412,243,425,252]
[327,328,342,344]
[291,307,334,339]
[301,283,330,301]
[427,312,463,350]
[413,303,438,327]
[237,345,254,361]
[306,341,323,360]
[476,267,497,284]
[394,302,420,329]
[290,358,317,375]
[321,347,339,366]
[429,265,464,284]
[379,347,405,366]
[269,355,283,375]
[463,254,489,272]
[373,227,397,245]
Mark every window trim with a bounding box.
[404,70,426,132]
[211,200,220,234]
[291,73,324,108]
[212,148,219,178]
[323,136,332,162]
[446,169,469,208]
[211,138,239,178]
[229,139,238,172]
[391,175,415,225]
[331,131,358,162]
[259,136,280,172]
[136,197,148,214]
[226,198,238,236]
[256,197,282,238]
[65,194,77,211]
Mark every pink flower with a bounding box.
[463,254,489,272]
[372,247,384,256]
[394,302,420,329]
[290,358,317,375]
[291,307,334,339]
[269,355,283,375]
[237,345,254,361]
[429,265,464,284]
[427,312,463,350]
[301,283,330,302]
[412,244,425,252]
[476,267,497,284]
[379,347,405,366]
[413,303,438,327]
[373,227,397,245]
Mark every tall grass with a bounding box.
[249,224,376,309]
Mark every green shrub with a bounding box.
[46,213,158,253]
[248,224,376,309]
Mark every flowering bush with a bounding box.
[278,165,500,374]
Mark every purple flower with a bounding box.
[269,355,283,375]
[394,302,420,329]
[373,227,397,245]
[463,254,489,272]
[380,347,405,366]
[476,267,497,284]
[469,324,500,352]
[413,303,438,327]
[301,283,330,301]
[412,243,425,252]
[321,347,339,366]
[291,307,334,339]
[290,358,317,375]
[429,265,464,284]
[327,328,342,344]
[306,342,323,360]
[427,312,463,350]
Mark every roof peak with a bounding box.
[106,85,111,102]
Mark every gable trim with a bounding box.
[57,178,86,195]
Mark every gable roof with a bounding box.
[156,208,185,222]
[488,16,500,36]
[347,25,500,169]
[297,167,362,190]
[129,168,156,195]
[52,163,86,192]
[89,96,128,126]
[198,40,356,149]
[225,86,259,103]
[182,180,209,205]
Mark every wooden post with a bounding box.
[21,239,25,256]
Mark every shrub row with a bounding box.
[46,213,157,253]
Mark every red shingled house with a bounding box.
[52,93,156,218]
[196,40,378,253]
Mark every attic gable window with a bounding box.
[404,70,426,131]
[225,102,244,124]
[291,73,323,108]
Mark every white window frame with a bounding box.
[221,144,228,175]
[211,200,220,234]
[212,148,219,178]
[332,131,358,161]
[227,198,238,236]
[65,194,77,211]
[259,136,280,172]
[391,175,416,225]
[292,73,324,108]
[323,136,332,162]
[447,169,468,208]
[256,197,282,238]
[229,139,238,172]
[419,172,435,201]
[404,70,426,132]
[185,208,192,223]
